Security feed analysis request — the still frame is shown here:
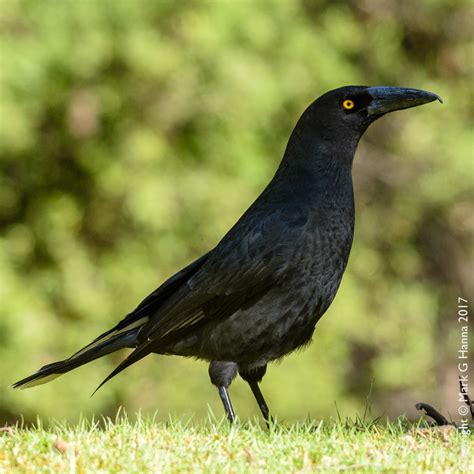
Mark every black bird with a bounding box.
[14,86,441,423]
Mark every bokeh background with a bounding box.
[0,0,472,425]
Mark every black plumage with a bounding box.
[14,86,441,423]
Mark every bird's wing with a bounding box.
[139,205,306,342]
[94,205,307,390]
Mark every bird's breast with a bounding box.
[286,199,354,317]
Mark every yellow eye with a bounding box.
[343,99,355,110]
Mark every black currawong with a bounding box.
[14,86,441,424]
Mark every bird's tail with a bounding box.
[12,328,139,390]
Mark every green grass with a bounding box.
[0,414,471,473]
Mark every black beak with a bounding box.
[367,87,442,116]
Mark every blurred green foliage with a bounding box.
[0,0,472,424]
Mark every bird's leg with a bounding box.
[248,380,271,423]
[239,365,273,425]
[209,361,238,425]
[217,386,235,424]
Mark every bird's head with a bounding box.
[286,85,442,170]
[307,85,442,137]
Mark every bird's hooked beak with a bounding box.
[366,86,442,116]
